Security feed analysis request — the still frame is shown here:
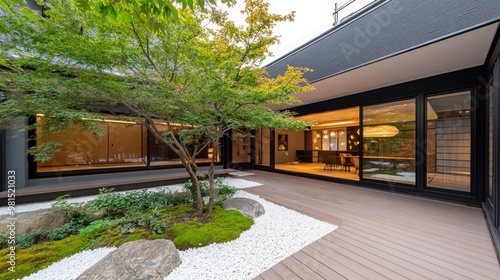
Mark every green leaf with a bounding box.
[0,0,12,14]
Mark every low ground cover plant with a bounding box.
[0,177,249,279]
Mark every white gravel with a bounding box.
[22,248,117,280]
[166,190,337,280]
[14,178,336,280]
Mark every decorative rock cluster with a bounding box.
[0,208,68,235]
[222,197,265,218]
[76,239,181,280]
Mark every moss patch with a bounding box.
[0,235,88,279]
[170,206,253,250]
[98,229,151,247]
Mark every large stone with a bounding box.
[0,208,69,235]
[77,239,181,280]
[222,197,265,218]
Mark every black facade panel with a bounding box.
[474,81,488,201]
[290,66,483,116]
[267,0,500,83]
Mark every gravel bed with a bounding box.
[22,248,117,280]
[166,190,336,280]
[13,178,336,280]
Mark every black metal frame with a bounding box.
[492,58,500,229]
[484,55,500,261]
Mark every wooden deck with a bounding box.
[245,170,500,280]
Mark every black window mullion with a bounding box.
[416,94,426,191]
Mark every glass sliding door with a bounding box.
[275,107,360,181]
[232,128,251,164]
[255,128,271,167]
[487,60,499,230]
[426,91,471,192]
[362,99,416,185]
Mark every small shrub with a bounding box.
[164,191,192,206]
[183,176,237,207]
[91,188,192,217]
[115,214,169,235]
[91,188,132,217]
[16,233,37,249]
[45,223,82,241]
[183,177,209,203]
[46,228,67,241]
[79,219,115,236]
[214,178,237,203]
[52,194,95,227]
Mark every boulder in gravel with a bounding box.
[0,208,69,235]
[76,239,181,280]
[222,197,265,218]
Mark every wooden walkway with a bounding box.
[245,170,500,280]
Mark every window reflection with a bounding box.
[362,99,416,185]
[37,116,147,173]
[36,115,220,174]
[149,121,218,166]
[426,91,471,192]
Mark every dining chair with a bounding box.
[323,156,335,170]
[340,153,355,172]
[352,156,360,174]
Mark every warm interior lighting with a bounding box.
[38,114,138,125]
[363,125,399,138]
[80,118,137,124]
[314,120,356,128]
[104,119,137,124]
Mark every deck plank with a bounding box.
[246,170,500,280]
[281,256,325,280]
[292,251,346,280]
[269,263,301,280]
[257,268,283,280]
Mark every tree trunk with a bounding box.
[152,126,204,215]
[207,140,219,214]
[185,159,203,214]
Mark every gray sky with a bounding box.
[225,0,374,65]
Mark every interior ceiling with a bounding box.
[273,22,499,111]
[294,91,473,127]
